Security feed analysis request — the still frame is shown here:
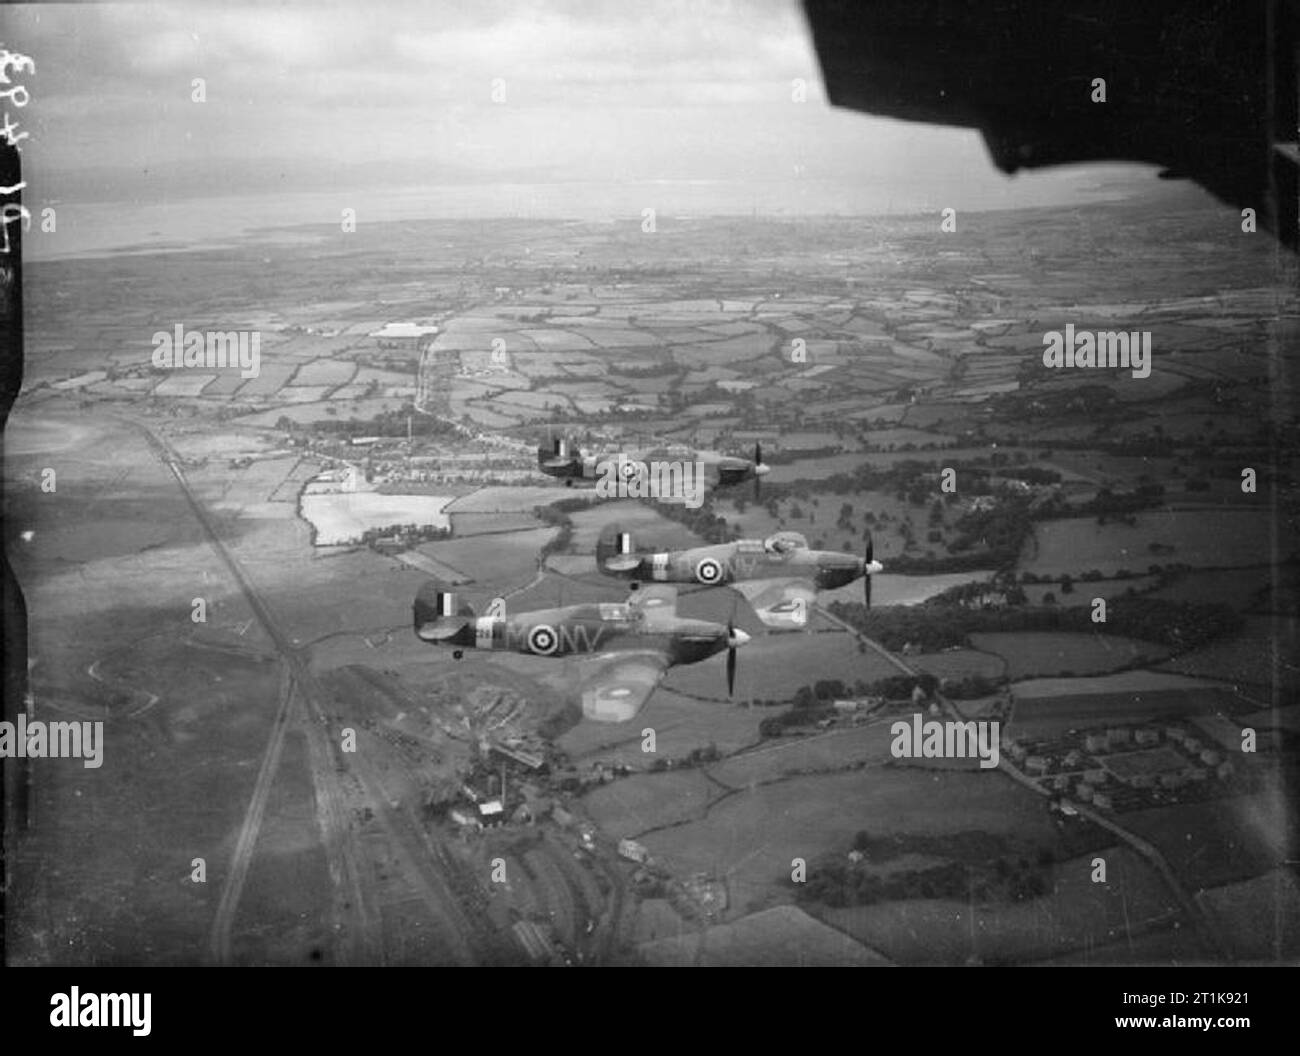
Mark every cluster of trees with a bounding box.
[638,496,737,545]
[534,499,585,559]
[758,444,843,466]
[360,523,451,547]
[293,405,459,439]
[648,743,720,770]
[1075,483,1167,519]
[757,673,942,737]
[943,673,1003,700]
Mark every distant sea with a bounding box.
[25,169,1166,263]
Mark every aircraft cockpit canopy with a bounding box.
[763,531,808,554]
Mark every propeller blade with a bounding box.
[727,644,737,697]
[864,573,872,609]
[865,530,874,565]
[754,442,762,468]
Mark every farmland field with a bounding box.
[299,492,453,545]
[638,765,1060,917]
[638,905,891,966]
[969,631,1171,679]
[817,846,1176,965]
[1020,510,1277,577]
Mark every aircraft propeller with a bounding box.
[727,619,738,696]
[725,598,749,696]
[864,531,874,609]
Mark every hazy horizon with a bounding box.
[3,0,1207,261]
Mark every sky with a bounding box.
[2,0,1175,256]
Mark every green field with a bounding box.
[970,631,1171,679]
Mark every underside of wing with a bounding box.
[731,578,816,628]
[576,650,672,722]
[627,583,679,627]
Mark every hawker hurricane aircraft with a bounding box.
[596,524,883,628]
[412,580,751,722]
[536,436,771,497]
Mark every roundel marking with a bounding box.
[528,624,559,655]
[620,460,639,480]
[695,558,724,584]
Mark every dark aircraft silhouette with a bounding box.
[596,523,883,628]
[413,580,751,722]
[537,435,771,496]
[803,0,1298,250]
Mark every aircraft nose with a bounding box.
[754,463,771,476]
[728,627,752,648]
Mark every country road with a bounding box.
[128,421,378,964]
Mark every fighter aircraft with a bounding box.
[536,435,771,496]
[596,523,883,628]
[412,579,751,722]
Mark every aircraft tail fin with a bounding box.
[596,523,642,575]
[413,580,474,643]
[538,435,571,465]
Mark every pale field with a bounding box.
[494,390,574,411]
[557,685,764,766]
[447,512,542,536]
[662,630,901,704]
[234,395,407,426]
[290,358,355,386]
[199,372,249,397]
[908,648,1006,681]
[1157,616,1300,691]
[969,632,1171,679]
[1199,869,1300,959]
[300,492,452,545]
[1011,669,1219,699]
[670,339,770,368]
[415,527,557,589]
[638,905,890,967]
[275,387,332,403]
[640,766,1058,917]
[583,768,718,836]
[1020,510,1277,576]
[152,372,217,396]
[519,328,596,351]
[235,362,296,397]
[566,500,707,553]
[818,846,1177,966]
[445,486,584,513]
[710,721,899,788]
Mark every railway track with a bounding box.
[129,421,378,964]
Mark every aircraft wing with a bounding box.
[575,650,673,722]
[731,578,817,629]
[628,584,679,627]
[803,0,1298,251]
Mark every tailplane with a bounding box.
[413,580,475,643]
[596,523,643,575]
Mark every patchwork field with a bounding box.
[969,631,1172,679]
[300,492,453,545]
